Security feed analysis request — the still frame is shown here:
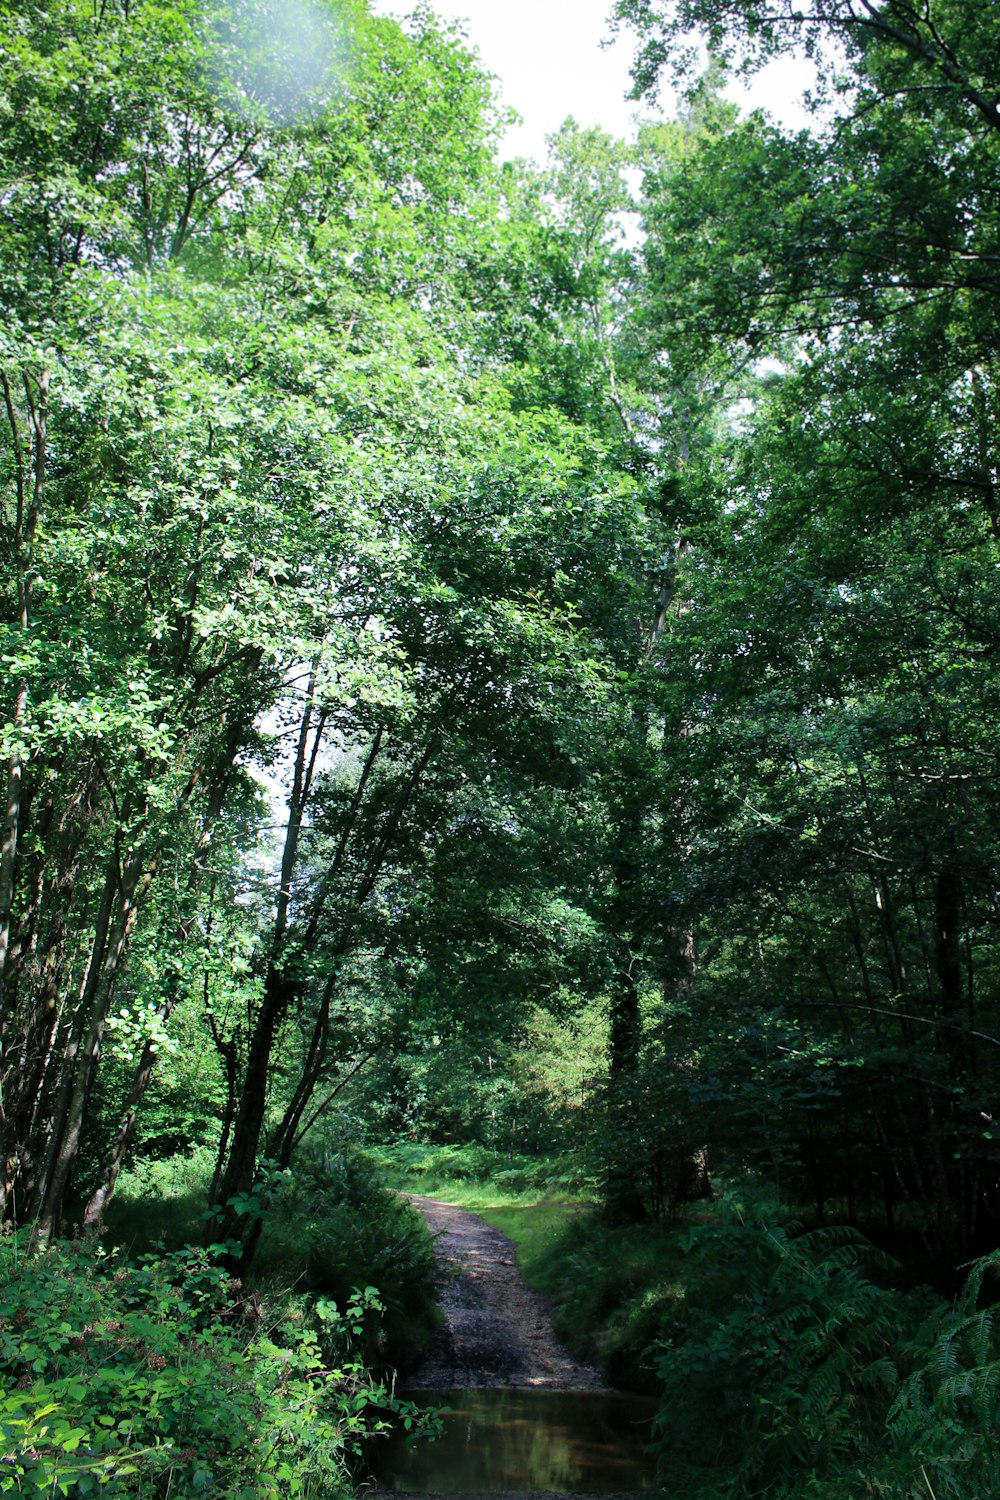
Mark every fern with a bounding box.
[882,1256,1000,1499]
[649,1212,909,1499]
[647,1219,1000,1500]
[955,1250,1000,1315]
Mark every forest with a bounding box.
[1,0,999,1494]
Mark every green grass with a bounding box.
[473,1197,589,1285]
[370,1141,596,1285]
[367,1139,586,1200]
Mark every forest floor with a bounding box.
[403,1193,607,1391]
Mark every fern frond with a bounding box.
[932,1334,960,1383]
[967,1308,993,1368]
[800,1362,843,1416]
[956,1250,1000,1316]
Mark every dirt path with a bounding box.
[404,1194,607,1391]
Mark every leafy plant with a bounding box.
[885,1252,1000,1500]
[647,1212,911,1498]
[0,1234,428,1497]
[252,1150,440,1373]
[646,1211,1000,1500]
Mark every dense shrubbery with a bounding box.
[253,1151,439,1373]
[0,1235,426,1497]
[108,1146,440,1376]
[650,1214,906,1497]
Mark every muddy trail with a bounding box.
[402,1194,607,1392]
[365,1196,655,1499]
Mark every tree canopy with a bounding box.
[3,0,1000,1365]
[7,0,1000,1493]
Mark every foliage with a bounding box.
[0,1234,427,1497]
[105,1146,223,1254]
[0,0,662,1258]
[6,0,1000,1488]
[645,1217,1000,1500]
[648,1213,900,1496]
[353,997,610,1161]
[587,0,1000,1262]
[104,1145,440,1375]
[884,1251,1000,1500]
[492,1194,691,1392]
[371,1140,563,1195]
[252,1150,439,1373]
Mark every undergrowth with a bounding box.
[648,1209,1000,1500]
[0,1235,431,1497]
[0,1145,444,1494]
[367,1139,586,1203]
[108,1145,439,1374]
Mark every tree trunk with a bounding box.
[604,944,647,1223]
[35,851,154,1238]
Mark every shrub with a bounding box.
[108,1145,440,1375]
[648,1213,1000,1500]
[105,1145,219,1252]
[648,1216,907,1498]
[884,1250,1000,1500]
[0,1234,426,1497]
[252,1150,439,1373]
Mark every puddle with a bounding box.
[366,1387,658,1494]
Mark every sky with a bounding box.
[370,0,815,162]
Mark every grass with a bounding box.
[367,1138,585,1201]
[473,1198,588,1282]
[370,1140,595,1278]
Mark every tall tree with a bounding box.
[0,0,505,1233]
[611,0,1000,1253]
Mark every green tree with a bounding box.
[0,0,680,1254]
[0,0,507,1234]
[611,0,1000,1253]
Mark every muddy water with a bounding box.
[367,1387,657,1494]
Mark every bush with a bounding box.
[512,1208,686,1392]
[107,1146,440,1375]
[0,1234,425,1497]
[251,1150,439,1373]
[105,1145,219,1252]
[883,1250,1000,1500]
[647,1216,906,1498]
